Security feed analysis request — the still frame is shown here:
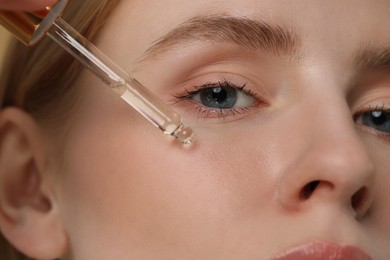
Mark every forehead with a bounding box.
[97,0,390,69]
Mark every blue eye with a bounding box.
[193,85,253,109]
[355,109,390,134]
[198,86,237,109]
[175,80,258,119]
[190,81,256,107]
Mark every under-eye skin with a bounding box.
[174,80,260,119]
[354,104,390,142]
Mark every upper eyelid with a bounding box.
[350,93,390,111]
[192,81,248,93]
[356,106,390,115]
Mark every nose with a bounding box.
[275,100,375,220]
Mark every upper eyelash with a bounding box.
[354,103,390,118]
[366,103,389,112]
[174,79,254,100]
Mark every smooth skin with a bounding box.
[0,0,389,259]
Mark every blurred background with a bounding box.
[0,27,10,69]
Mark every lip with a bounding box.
[271,242,372,260]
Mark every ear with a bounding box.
[0,108,67,259]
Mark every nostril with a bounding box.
[351,187,368,217]
[300,180,320,200]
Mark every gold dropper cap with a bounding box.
[0,0,68,46]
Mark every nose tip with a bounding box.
[275,140,375,220]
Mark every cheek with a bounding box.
[367,144,390,230]
[55,105,286,254]
[367,162,390,249]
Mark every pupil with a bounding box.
[200,87,237,109]
[371,111,386,125]
[212,88,227,103]
[361,110,390,133]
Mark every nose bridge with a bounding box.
[275,94,375,217]
[309,99,369,167]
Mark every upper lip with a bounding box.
[271,241,373,260]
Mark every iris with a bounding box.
[199,87,237,109]
[361,110,390,133]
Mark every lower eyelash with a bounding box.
[192,105,252,120]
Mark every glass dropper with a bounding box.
[0,0,193,145]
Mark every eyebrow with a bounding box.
[354,47,390,71]
[136,15,301,65]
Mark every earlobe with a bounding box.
[0,108,68,259]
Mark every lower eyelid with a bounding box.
[172,93,264,122]
[191,104,259,120]
[356,123,390,143]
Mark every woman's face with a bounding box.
[55,0,390,259]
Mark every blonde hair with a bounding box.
[0,0,120,258]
